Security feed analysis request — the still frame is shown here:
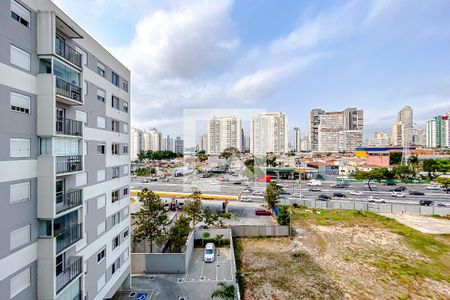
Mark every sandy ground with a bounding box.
[239,223,450,300]
[381,213,450,234]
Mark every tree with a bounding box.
[211,282,235,300]
[166,215,191,252]
[351,168,392,191]
[198,152,209,162]
[435,176,450,194]
[184,190,204,228]
[277,205,291,225]
[392,165,415,182]
[390,152,403,165]
[214,234,224,246]
[264,182,282,209]
[132,189,169,253]
[408,155,419,173]
[201,232,210,246]
[220,147,240,160]
[266,156,277,167]
[137,150,147,162]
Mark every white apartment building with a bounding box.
[207,116,242,154]
[293,127,301,152]
[143,128,161,152]
[130,127,143,161]
[250,112,288,155]
[368,130,390,146]
[0,1,131,299]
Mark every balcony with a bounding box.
[56,117,83,137]
[56,156,82,174]
[55,40,82,68]
[56,190,82,215]
[56,223,82,254]
[56,256,82,294]
[56,77,82,104]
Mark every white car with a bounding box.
[241,196,253,202]
[426,185,441,190]
[350,191,364,196]
[307,180,322,186]
[292,192,301,198]
[391,192,407,198]
[368,196,386,203]
[253,191,264,196]
[203,243,216,263]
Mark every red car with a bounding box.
[255,208,272,216]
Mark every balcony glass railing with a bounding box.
[56,77,82,104]
[56,156,82,174]
[56,223,82,254]
[56,190,82,214]
[56,256,82,294]
[55,40,82,68]
[56,117,83,137]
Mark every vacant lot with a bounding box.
[237,209,450,300]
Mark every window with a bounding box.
[112,212,120,226]
[11,0,30,28]
[97,169,105,182]
[97,222,106,235]
[123,187,128,196]
[56,253,63,276]
[112,258,120,275]
[112,96,120,109]
[10,224,30,250]
[97,116,106,129]
[97,195,106,209]
[112,120,119,132]
[112,190,119,203]
[112,235,120,250]
[97,248,106,263]
[111,72,119,87]
[10,45,30,71]
[11,92,30,114]
[10,267,31,298]
[123,145,128,154]
[75,110,87,124]
[112,167,119,179]
[97,274,105,292]
[97,88,105,102]
[97,62,105,77]
[10,138,30,158]
[123,123,129,134]
[123,80,128,92]
[76,46,87,66]
[10,181,30,204]
[97,144,105,154]
[123,229,129,239]
[123,101,128,113]
[111,144,119,155]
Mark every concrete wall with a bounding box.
[230,225,290,237]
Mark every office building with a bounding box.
[174,136,184,154]
[426,114,450,148]
[143,128,161,152]
[161,135,174,152]
[391,121,405,147]
[250,112,288,155]
[207,116,242,154]
[0,1,131,299]
[397,106,413,146]
[293,127,301,152]
[130,127,143,161]
[308,109,325,151]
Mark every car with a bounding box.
[199,225,209,229]
[332,183,350,189]
[391,192,407,198]
[280,190,290,195]
[177,202,184,209]
[426,185,441,190]
[253,191,264,196]
[409,191,425,196]
[390,186,407,192]
[333,192,346,198]
[318,194,331,200]
[241,196,253,202]
[242,189,252,193]
[307,180,322,186]
[309,187,321,192]
[203,243,216,263]
[385,181,396,186]
[292,192,301,197]
[350,191,364,196]
[160,178,170,182]
[233,181,242,185]
[255,208,272,215]
[419,200,434,206]
[436,203,447,207]
[442,188,450,192]
[368,196,386,203]
[364,183,377,188]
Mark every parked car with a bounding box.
[419,200,434,206]
[318,194,331,200]
[203,243,216,263]
[350,191,364,196]
[255,208,272,215]
[368,196,386,203]
[241,196,253,202]
[391,192,407,198]
[409,191,425,196]
[333,192,346,198]
[426,185,441,190]
[309,187,321,192]
[390,186,407,192]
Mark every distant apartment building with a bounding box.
[0,1,131,299]
[397,106,413,145]
[130,127,143,160]
[426,114,450,148]
[207,116,242,154]
[293,127,301,152]
[308,109,325,151]
[174,136,184,154]
[391,121,405,147]
[412,128,427,147]
[250,112,288,155]
[368,130,390,146]
[199,133,208,152]
[143,128,161,151]
[315,108,363,152]
[161,134,174,152]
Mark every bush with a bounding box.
[194,238,230,247]
[277,205,291,225]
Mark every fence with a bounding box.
[290,199,450,216]
[230,225,290,237]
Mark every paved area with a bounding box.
[381,213,450,234]
[114,248,235,300]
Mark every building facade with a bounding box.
[426,114,450,148]
[368,130,390,147]
[397,106,413,146]
[143,128,161,152]
[207,116,242,154]
[308,109,324,151]
[0,1,131,299]
[161,134,173,152]
[130,127,143,161]
[293,127,301,153]
[174,136,184,154]
[250,112,288,155]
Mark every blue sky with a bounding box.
[55,0,450,139]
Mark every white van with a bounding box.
[203,243,216,263]
[307,179,322,186]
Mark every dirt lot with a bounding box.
[237,209,450,300]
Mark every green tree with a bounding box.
[214,234,224,246]
[266,156,277,167]
[423,159,437,178]
[351,168,392,191]
[203,207,219,227]
[277,205,291,225]
[408,155,419,173]
[137,150,147,162]
[211,282,235,300]
[435,176,450,194]
[201,232,210,246]
[392,165,415,182]
[264,182,282,209]
[132,189,169,253]
[220,147,240,160]
[166,215,191,252]
[184,190,204,228]
[390,152,403,165]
